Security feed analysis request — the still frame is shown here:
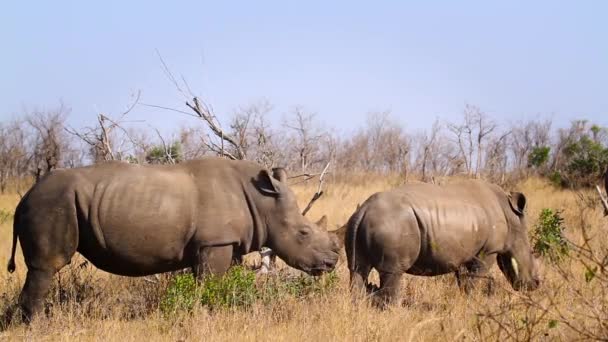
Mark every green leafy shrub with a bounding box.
[199,266,258,309]
[532,209,569,263]
[160,272,198,314]
[528,146,551,169]
[160,266,339,315]
[548,171,564,187]
[145,141,183,164]
[558,125,608,187]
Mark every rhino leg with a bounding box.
[349,262,372,301]
[192,245,234,280]
[16,217,76,324]
[455,255,495,295]
[18,268,56,323]
[374,271,403,309]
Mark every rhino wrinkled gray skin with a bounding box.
[6,158,340,322]
[345,180,541,307]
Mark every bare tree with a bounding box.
[447,112,474,175]
[284,107,326,172]
[474,110,497,177]
[66,92,143,163]
[178,126,209,161]
[419,119,441,182]
[509,119,552,175]
[26,104,71,181]
[227,99,284,168]
[484,131,511,184]
[447,105,496,177]
[0,120,29,193]
[336,111,409,175]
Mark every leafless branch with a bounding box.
[139,103,199,118]
[186,97,245,159]
[301,162,330,216]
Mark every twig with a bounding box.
[186,97,245,159]
[301,162,330,216]
[139,103,199,118]
[151,127,175,164]
[595,185,608,217]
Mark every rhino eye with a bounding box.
[298,228,310,237]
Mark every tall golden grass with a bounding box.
[0,174,606,341]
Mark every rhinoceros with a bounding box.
[6,158,341,322]
[345,179,541,307]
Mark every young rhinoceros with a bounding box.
[345,179,541,307]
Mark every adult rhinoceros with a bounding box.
[6,158,341,322]
[345,179,541,307]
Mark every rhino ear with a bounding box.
[271,167,288,183]
[255,170,282,197]
[316,215,328,230]
[508,192,527,216]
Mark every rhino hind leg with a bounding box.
[192,245,234,280]
[349,262,372,302]
[18,268,56,323]
[373,271,403,310]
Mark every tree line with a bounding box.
[1,97,607,194]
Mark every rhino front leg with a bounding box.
[455,255,495,295]
[192,245,234,281]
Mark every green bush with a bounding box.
[145,141,183,164]
[160,271,198,314]
[528,146,551,169]
[199,266,258,309]
[548,171,564,187]
[160,266,338,315]
[561,132,608,187]
[532,209,569,263]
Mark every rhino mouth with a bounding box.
[303,257,338,276]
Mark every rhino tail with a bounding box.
[7,212,18,274]
[6,190,29,274]
[346,207,366,272]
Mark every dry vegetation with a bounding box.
[0,175,606,341]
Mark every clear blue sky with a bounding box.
[1,1,607,137]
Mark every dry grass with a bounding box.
[0,175,607,341]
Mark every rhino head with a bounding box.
[497,191,542,291]
[253,168,341,276]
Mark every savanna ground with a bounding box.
[0,174,606,341]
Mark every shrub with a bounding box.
[160,272,199,314]
[548,171,564,187]
[160,266,339,315]
[560,132,608,187]
[532,208,569,263]
[199,266,258,309]
[528,146,551,169]
[145,141,183,164]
